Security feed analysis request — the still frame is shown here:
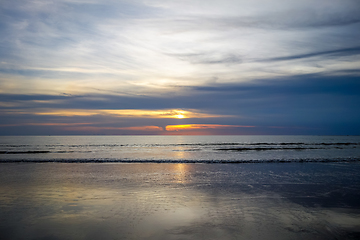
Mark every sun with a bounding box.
[175,114,185,119]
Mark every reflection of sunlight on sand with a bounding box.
[173,163,188,184]
[2,164,360,240]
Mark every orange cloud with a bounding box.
[30,108,225,119]
[118,126,163,131]
[165,124,254,131]
[58,124,254,134]
[60,125,163,132]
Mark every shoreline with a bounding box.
[1,158,360,163]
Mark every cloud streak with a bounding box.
[261,47,360,62]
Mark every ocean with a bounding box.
[1,135,360,239]
[1,135,360,163]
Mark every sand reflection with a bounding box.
[172,163,188,184]
[0,163,360,240]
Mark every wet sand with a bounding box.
[0,162,360,240]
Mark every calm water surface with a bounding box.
[0,163,360,240]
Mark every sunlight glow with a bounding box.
[31,109,224,119]
[166,124,255,131]
[60,126,164,132]
[175,114,185,119]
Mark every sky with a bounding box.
[0,0,360,135]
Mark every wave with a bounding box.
[215,147,322,151]
[0,143,357,154]
[174,142,360,146]
[1,142,358,148]
[0,151,51,154]
[0,150,97,154]
[0,147,334,154]
[0,158,359,164]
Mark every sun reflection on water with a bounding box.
[173,163,188,184]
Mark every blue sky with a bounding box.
[0,0,359,135]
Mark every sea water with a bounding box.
[0,135,359,163]
[1,135,360,239]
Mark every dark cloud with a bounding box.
[0,93,75,102]
[1,74,359,110]
[193,73,360,95]
[260,46,360,62]
[1,73,359,135]
[188,75,360,126]
[159,6,360,32]
[241,8,360,29]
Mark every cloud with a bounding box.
[1,0,360,97]
[1,0,359,135]
[154,8,360,33]
[59,125,164,134]
[165,124,254,131]
[0,73,359,135]
[168,52,243,65]
[261,46,360,62]
[28,108,225,119]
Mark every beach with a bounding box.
[1,0,360,238]
[1,162,359,240]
